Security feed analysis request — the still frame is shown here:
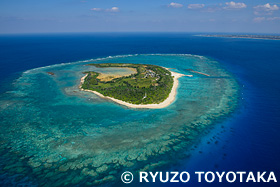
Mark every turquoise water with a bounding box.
[0,54,239,186]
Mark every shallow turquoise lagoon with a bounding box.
[0,54,239,186]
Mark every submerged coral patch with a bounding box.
[0,54,239,186]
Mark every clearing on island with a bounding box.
[80,63,186,108]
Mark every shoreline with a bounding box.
[80,69,191,109]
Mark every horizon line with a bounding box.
[1,31,280,36]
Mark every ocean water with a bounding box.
[0,33,280,187]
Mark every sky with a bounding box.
[0,0,280,34]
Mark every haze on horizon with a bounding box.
[0,0,280,34]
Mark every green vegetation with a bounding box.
[81,63,174,104]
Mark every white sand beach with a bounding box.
[80,69,191,109]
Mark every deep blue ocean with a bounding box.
[0,33,280,187]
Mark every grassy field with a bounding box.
[81,63,173,104]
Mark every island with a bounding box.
[47,72,55,76]
[80,63,188,108]
[198,34,280,40]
